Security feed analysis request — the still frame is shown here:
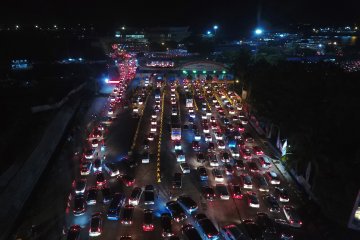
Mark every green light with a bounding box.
[213,70,216,73]
[222,70,226,74]
[182,70,187,74]
[202,70,206,74]
[192,70,197,73]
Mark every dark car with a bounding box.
[207,142,215,152]
[89,212,103,237]
[198,166,208,181]
[232,184,243,199]
[144,185,155,205]
[192,141,200,151]
[275,187,290,203]
[95,172,106,187]
[177,196,198,213]
[120,174,135,187]
[194,214,220,240]
[243,219,263,239]
[67,225,81,240]
[256,212,277,236]
[235,159,245,170]
[121,204,135,225]
[73,195,86,216]
[172,173,182,189]
[142,209,155,231]
[161,213,174,237]
[196,152,207,163]
[264,194,280,213]
[202,186,216,201]
[182,224,202,240]
[248,161,260,173]
[86,187,98,205]
[101,186,112,204]
[166,201,187,222]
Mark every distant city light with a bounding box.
[318,44,323,47]
[161,42,165,45]
[192,70,197,74]
[255,28,263,35]
[182,70,187,74]
[54,25,57,28]
[15,25,19,29]
[35,25,39,28]
[121,26,125,30]
[207,31,211,35]
[279,34,284,37]
[213,25,218,30]
[222,70,226,74]
[202,70,206,74]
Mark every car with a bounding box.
[104,162,120,177]
[176,150,186,162]
[74,179,87,195]
[274,219,294,240]
[241,174,253,189]
[108,108,114,115]
[220,151,230,163]
[194,214,220,240]
[248,161,260,173]
[172,172,182,189]
[234,159,245,170]
[212,168,224,182]
[151,119,157,125]
[107,193,126,220]
[142,152,150,163]
[194,132,201,141]
[147,133,155,141]
[202,186,216,201]
[121,174,135,187]
[161,213,174,237]
[196,152,207,163]
[86,187,98,205]
[172,109,178,116]
[144,185,155,205]
[205,133,212,142]
[214,131,223,140]
[143,209,155,231]
[243,219,262,239]
[283,206,302,228]
[275,187,290,202]
[229,148,240,158]
[224,164,234,175]
[198,166,208,181]
[266,171,281,185]
[203,125,210,133]
[84,149,96,159]
[244,133,254,143]
[94,172,106,187]
[80,161,92,176]
[150,125,157,132]
[210,116,216,123]
[93,158,102,172]
[189,112,196,118]
[180,162,191,174]
[264,194,280,213]
[192,141,200,151]
[174,141,182,150]
[253,146,264,156]
[258,156,271,168]
[182,224,202,240]
[166,201,188,222]
[177,196,198,213]
[247,192,260,208]
[91,139,99,148]
[189,107,194,113]
[256,174,270,192]
[73,195,86,216]
[101,187,112,204]
[240,117,248,125]
[89,213,103,237]
[256,212,277,235]
[237,123,245,132]
[216,184,230,200]
[129,187,143,205]
[66,225,81,240]
[207,142,215,152]
[240,148,252,160]
[206,109,212,116]
[209,154,219,167]
[220,224,247,240]
[217,140,225,149]
[237,139,246,149]
[201,113,208,119]
[231,184,243,199]
[121,204,135,224]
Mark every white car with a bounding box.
[133,107,139,113]
[188,108,194,113]
[266,171,281,185]
[210,157,219,167]
[201,114,207,119]
[176,150,186,162]
[230,148,239,158]
[174,142,182,150]
[229,109,235,115]
[206,110,212,116]
[172,110,178,116]
[180,163,191,174]
[150,126,157,132]
[194,133,201,141]
[214,131,223,140]
[213,169,224,182]
[205,134,212,142]
[108,108,114,115]
[189,112,196,118]
[142,152,150,163]
[203,127,210,134]
[151,113,157,119]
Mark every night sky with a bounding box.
[1,0,359,32]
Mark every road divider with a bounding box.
[157,90,166,183]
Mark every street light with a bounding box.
[213,25,218,35]
[207,30,211,35]
[255,28,263,35]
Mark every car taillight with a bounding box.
[299,221,303,225]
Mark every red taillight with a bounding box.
[299,221,303,225]
[290,220,294,224]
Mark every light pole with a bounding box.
[254,28,263,62]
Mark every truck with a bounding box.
[171,116,181,140]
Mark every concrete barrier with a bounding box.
[0,98,81,240]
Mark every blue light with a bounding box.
[213,25,218,30]
[279,34,284,38]
[78,57,83,61]
[207,31,211,35]
[104,78,109,83]
[255,28,263,35]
